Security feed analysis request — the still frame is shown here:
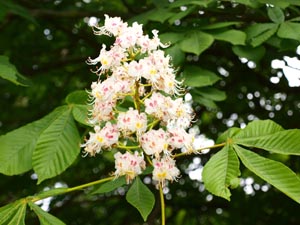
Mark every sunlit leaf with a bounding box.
[234,145,300,203]
[0,107,68,175]
[202,145,240,201]
[28,202,66,225]
[233,120,300,155]
[0,199,27,225]
[72,105,91,127]
[126,177,155,221]
[33,106,81,184]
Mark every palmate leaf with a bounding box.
[33,106,81,184]
[234,145,300,203]
[0,199,27,225]
[0,107,68,175]
[28,202,66,225]
[202,144,240,201]
[126,177,155,221]
[233,120,300,155]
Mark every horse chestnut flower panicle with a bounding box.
[82,14,198,187]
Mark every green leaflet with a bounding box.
[246,23,279,47]
[182,66,220,87]
[28,202,66,225]
[277,22,300,40]
[164,44,186,67]
[33,106,81,184]
[0,199,27,225]
[179,31,214,55]
[202,144,240,201]
[0,106,69,175]
[234,145,300,203]
[232,45,266,63]
[267,7,285,23]
[126,177,155,221]
[66,91,92,126]
[210,29,246,45]
[0,55,30,86]
[234,120,300,155]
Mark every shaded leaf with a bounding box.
[277,22,300,40]
[164,44,185,67]
[179,31,214,55]
[28,202,66,225]
[169,0,214,8]
[0,55,30,86]
[126,177,155,221]
[234,145,300,203]
[65,90,88,105]
[33,106,81,184]
[182,66,220,87]
[0,1,37,24]
[168,6,196,24]
[211,29,246,45]
[192,95,217,109]
[246,23,278,47]
[267,7,285,23]
[192,87,227,101]
[159,32,185,45]
[232,45,266,63]
[200,22,241,30]
[202,145,240,201]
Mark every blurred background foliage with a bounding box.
[0,0,300,224]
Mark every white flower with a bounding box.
[140,128,169,158]
[114,151,146,183]
[117,108,148,136]
[81,122,120,156]
[152,156,180,187]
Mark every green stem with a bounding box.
[31,176,114,202]
[173,142,226,158]
[159,183,166,225]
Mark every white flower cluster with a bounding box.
[82,15,197,187]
